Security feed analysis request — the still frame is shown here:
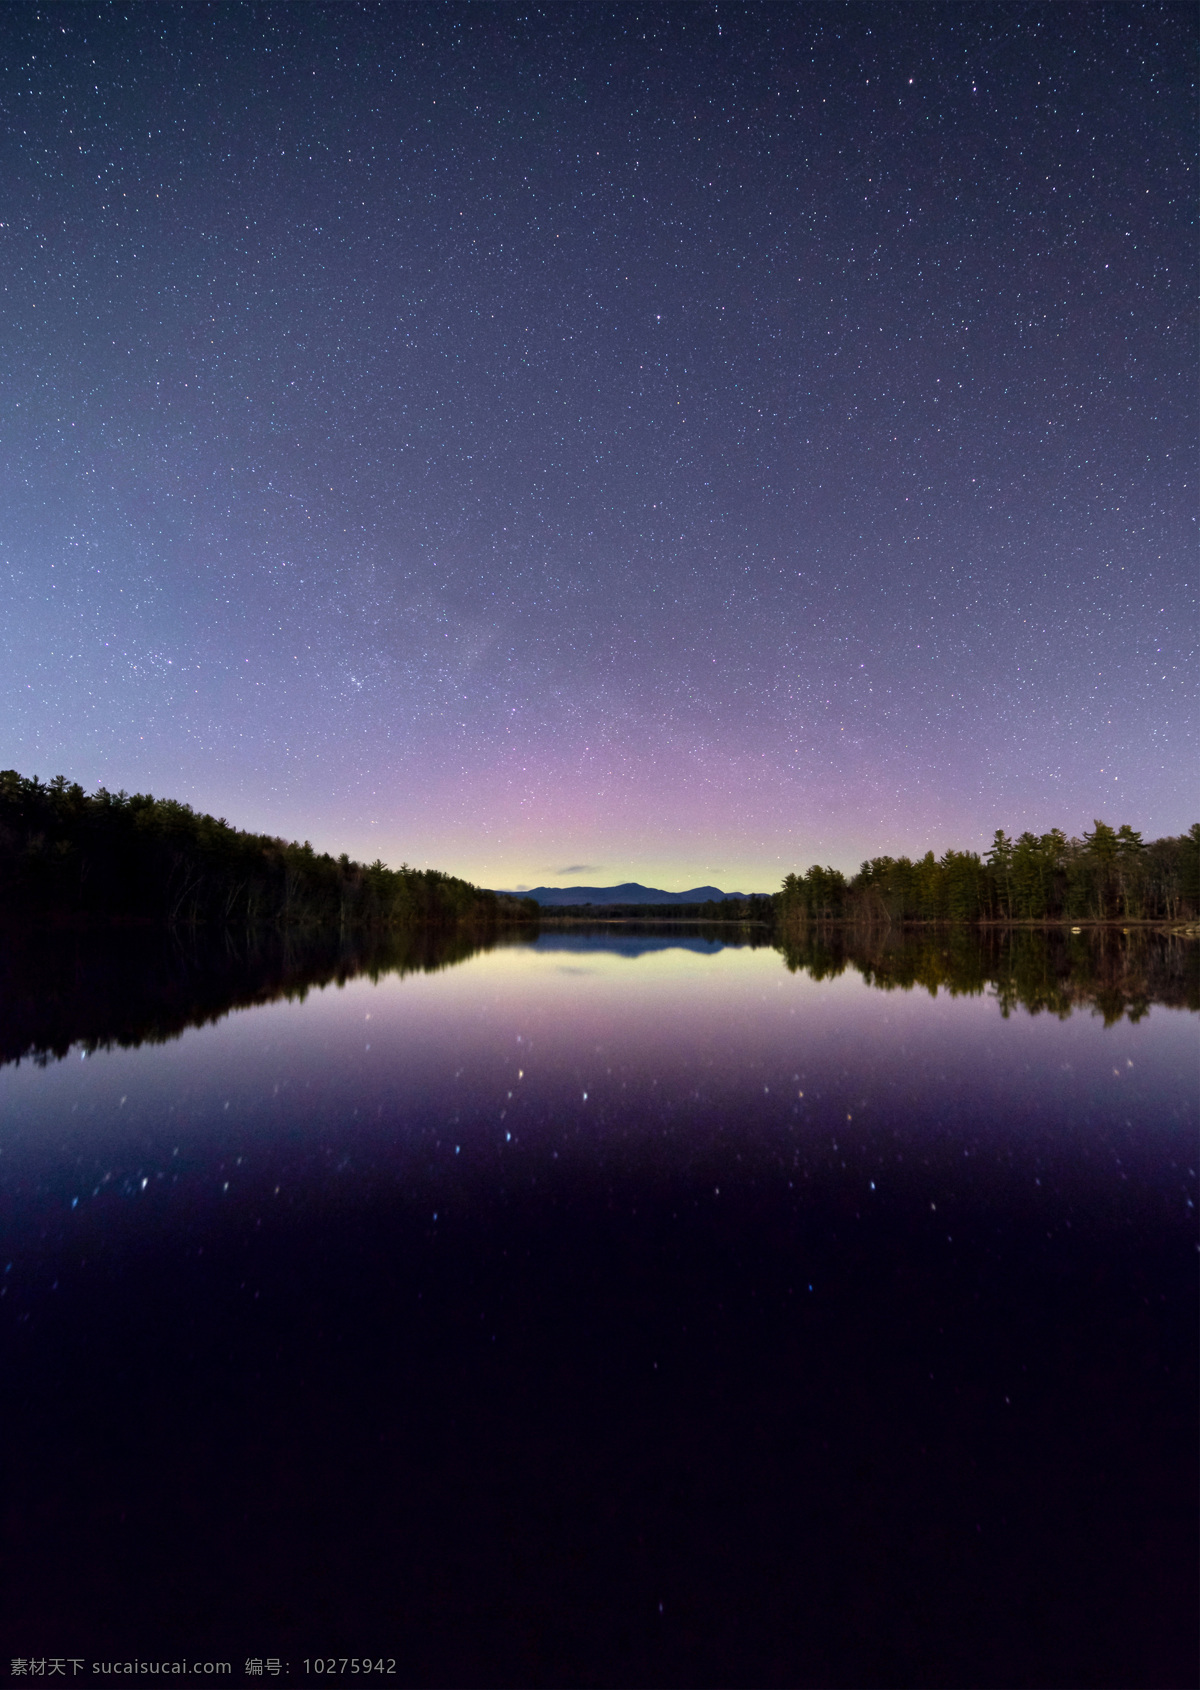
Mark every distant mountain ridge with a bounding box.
[499,882,757,906]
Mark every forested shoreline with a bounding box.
[780,823,1199,928]
[0,770,537,930]
[541,898,776,924]
[1,770,1196,932]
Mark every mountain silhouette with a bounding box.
[500,883,755,906]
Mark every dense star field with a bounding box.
[0,4,1193,889]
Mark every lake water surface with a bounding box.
[2,928,1196,1686]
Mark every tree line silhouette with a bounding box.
[540,898,776,923]
[0,770,538,929]
[779,822,1199,926]
[3,770,1195,932]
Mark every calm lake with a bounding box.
[2,927,1196,1687]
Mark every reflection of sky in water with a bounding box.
[2,936,1195,1680]
[1,937,1194,1231]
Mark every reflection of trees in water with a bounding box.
[2,924,1195,1071]
[777,927,1199,1026]
[0,924,527,1070]
[1,923,787,1070]
[535,922,778,949]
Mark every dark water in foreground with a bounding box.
[1,927,1196,1687]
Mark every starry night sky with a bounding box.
[1,4,1194,891]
